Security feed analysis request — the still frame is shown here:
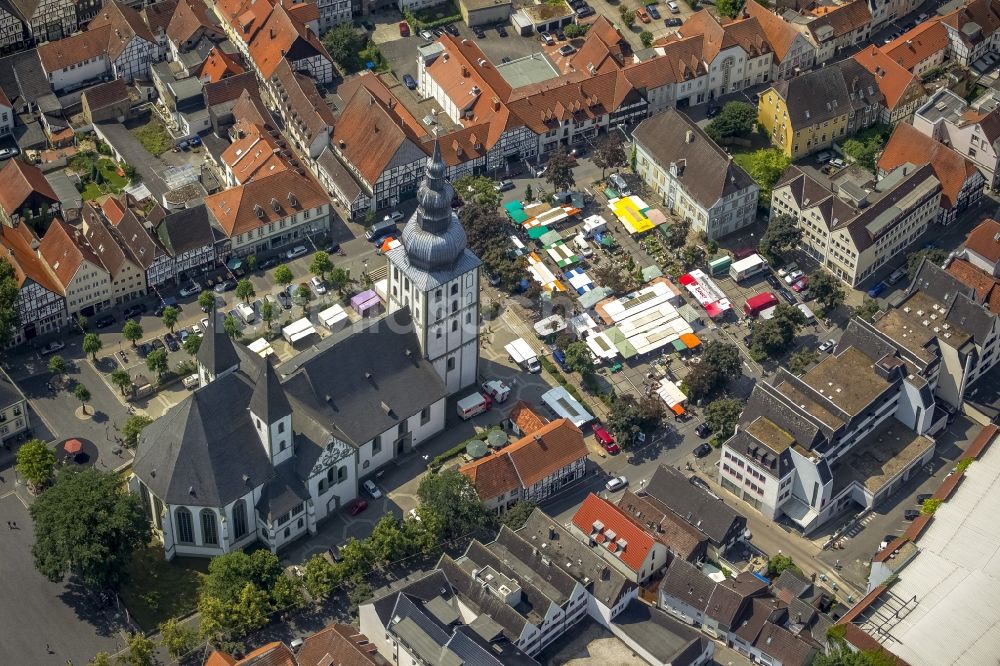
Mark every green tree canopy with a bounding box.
[30,468,151,589]
[758,213,802,263]
[682,340,743,401]
[123,319,143,347]
[749,303,805,360]
[810,271,846,313]
[704,398,743,445]
[161,305,179,333]
[301,553,340,601]
[183,334,202,357]
[198,582,271,642]
[74,383,91,412]
[853,299,881,322]
[201,549,285,604]
[223,314,240,339]
[564,23,587,38]
[767,553,802,577]
[501,500,538,530]
[322,23,362,65]
[544,147,576,193]
[459,202,526,292]
[82,332,102,361]
[717,0,742,18]
[640,30,654,47]
[789,348,819,375]
[744,148,791,206]
[47,354,67,378]
[564,341,595,375]
[235,278,255,304]
[706,101,757,143]
[454,175,501,209]
[329,266,352,295]
[122,414,153,448]
[198,290,216,311]
[906,247,948,279]
[0,257,21,347]
[592,135,627,178]
[417,469,495,539]
[159,617,198,661]
[120,632,155,666]
[260,300,276,328]
[309,252,334,280]
[145,347,168,379]
[110,368,132,395]
[16,438,56,488]
[273,264,294,289]
[606,395,664,443]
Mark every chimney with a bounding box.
[461,65,469,77]
[685,129,694,143]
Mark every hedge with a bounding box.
[429,427,504,472]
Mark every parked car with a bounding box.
[500,56,512,63]
[766,274,781,288]
[191,323,202,336]
[123,303,147,319]
[183,374,200,389]
[286,245,308,259]
[420,29,434,40]
[593,426,619,453]
[398,20,409,37]
[200,318,210,330]
[164,333,180,352]
[556,29,566,40]
[558,44,576,56]
[0,146,20,161]
[326,544,341,561]
[444,23,460,36]
[917,493,933,504]
[363,479,383,499]
[867,282,887,298]
[552,348,570,371]
[497,25,508,37]
[636,6,650,22]
[690,476,712,492]
[605,475,628,492]
[179,281,201,297]
[540,31,554,45]
[665,17,682,26]
[311,276,327,294]
[276,290,292,309]
[777,262,798,277]
[903,509,920,521]
[150,338,166,352]
[706,104,721,117]
[647,4,661,19]
[473,25,485,38]
[693,443,712,458]
[433,27,444,37]
[792,277,809,293]
[96,315,116,329]
[178,328,190,342]
[695,422,711,438]
[576,5,595,17]
[214,280,236,293]
[495,179,515,192]
[348,499,368,516]
[818,338,837,353]
[403,74,417,90]
[784,269,804,285]
[41,340,65,355]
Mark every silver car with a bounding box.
[605,475,628,492]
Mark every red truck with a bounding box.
[744,292,778,317]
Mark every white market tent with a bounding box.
[318,304,350,331]
[655,380,688,415]
[586,331,620,361]
[600,281,694,356]
[570,312,598,338]
[282,318,317,344]
[247,337,275,357]
[541,386,594,427]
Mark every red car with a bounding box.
[348,499,368,516]
[399,21,410,37]
[594,426,620,454]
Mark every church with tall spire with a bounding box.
[386,136,482,395]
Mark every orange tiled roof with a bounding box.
[853,45,923,110]
[0,159,59,214]
[246,3,330,79]
[941,0,1000,45]
[676,10,770,62]
[745,0,801,61]
[297,623,380,666]
[877,123,979,210]
[626,36,707,89]
[204,169,328,237]
[38,218,105,288]
[222,120,291,183]
[963,218,1000,263]
[424,34,513,127]
[89,1,158,60]
[805,0,872,40]
[167,0,223,46]
[38,26,112,71]
[946,258,1000,314]
[883,19,949,72]
[0,222,64,295]
[199,46,246,83]
[571,493,656,574]
[507,68,639,135]
[460,450,522,501]
[507,400,547,435]
[204,642,296,666]
[100,196,126,226]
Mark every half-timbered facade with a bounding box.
[0,222,66,344]
[0,4,26,53]
[157,205,216,283]
[266,59,334,162]
[89,2,163,83]
[22,0,77,43]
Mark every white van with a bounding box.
[573,233,593,258]
[182,374,200,389]
[667,1,680,13]
[236,302,257,324]
[457,392,492,420]
[505,338,541,373]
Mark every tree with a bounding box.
[704,398,743,445]
[30,468,151,589]
[246,254,258,272]
[77,314,88,332]
[853,299,881,322]
[309,252,333,281]
[301,553,339,601]
[524,183,534,202]
[789,348,819,375]
[145,347,168,380]
[767,554,802,577]
[810,271,845,313]
[564,341,595,375]
[110,368,132,395]
[47,354,67,381]
[749,304,805,359]
[295,283,312,304]
[0,257,21,348]
[705,101,757,143]
[592,262,639,295]
[417,469,494,539]
[662,217,690,249]
[122,414,153,448]
[544,147,576,194]
[640,30,654,47]
[593,136,626,178]
[74,383,92,414]
[16,438,55,488]
[454,175,501,209]
[758,213,802,262]
[183,334,202,356]
[607,395,643,442]
[235,278,255,304]
[198,290,216,311]
[619,6,635,27]
[346,577,374,616]
[322,23,361,65]
[120,633,155,666]
[159,618,198,662]
[202,549,285,604]
[564,23,587,38]
[89,652,113,666]
[123,319,143,347]
[273,264,293,290]
[717,0,742,18]
[682,244,706,267]
[223,314,239,339]
[744,148,791,206]
[906,247,948,280]
[841,127,889,172]
[683,341,743,401]
[198,582,271,642]
[501,500,538,530]
[814,642,899,666]
[82,332,102,362]
[260,300,276,329]
[161,305,179,333]
[329,267,351,295]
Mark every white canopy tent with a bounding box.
[247,337,275,358]
[318,304,350,331]
[282,318,317,344]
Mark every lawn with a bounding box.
[119,546,207,630]
[131,119,174,156]
[78,158,130,201]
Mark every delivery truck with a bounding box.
[457,392,492,420]
[744,292,779,317]
[729,254,768,282]
[505,338,541,373]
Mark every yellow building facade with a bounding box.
[757,86,849,159]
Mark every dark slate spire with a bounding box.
[401,135,468,272]
[197,306,239,378]
[248,354,291,424]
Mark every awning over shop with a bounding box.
[282,318,316,344]
[247,337,275,357]
[318,304,349,330]
[527,225,550,240]
[641,265,663,282]
[604,187,619,199]
[604,326,638,359]
[680,333,701,348]
[539,230,562,246]
[545,241,580,268]
[671,404,685,416]
[671,338,686,351]
[504,200,528,223]
[226,258,243,270]
[577,286,613,309]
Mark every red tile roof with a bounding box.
[424,34,513,127]
[617,490,707,560]
[884,20,949,72]
[204,169,328,238]
[941,0,1000,45]
[805,0,872,40]
[745,0,801,61]
[100,196,127,226]
[89,1,158,60]
[460,451,521,501]
[507,400,547,435]
[204,642,296,666]
[675,10,771,62]
[222,120,291,184]
[38,26,112,71]
[946,257,1000,314]
[246,3,330,79]
[167,0,224,46]
[571,493,656,574]
[877,123,980,210]
[199,46,246,83]
[0,221,64,295]
[0,159,59,214]
[297,623,380,666]
[853,45,923,110]
[38,218,105,288]
[963,218,1000,263]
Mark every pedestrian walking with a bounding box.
[45,644,52,653]
[11,521,16,529]
[6,521,10,529]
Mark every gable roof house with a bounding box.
[141,0,178,49]
[198,45,245,84]
[0,158,59,229]
[81,79,132,124]
[745,0,817,80]
[459,419,587,513]
[219,119,292,187]
[570,493,671,584]
[882,18,950,76]
[36,26,113,95]
[115,204,176,288]
[877,122,985,225]
[617,490,709,563]
[79,202,147,305]
[940,0,1000,66]
[155,203,217,281]
[913,88,1000,189]
[10,0,77,46]
[853,45,927,124]
[166,0,226,62]
[785,0,873,64]
[38,217,112,319]
[266,58,335,161]
[245,2,333,84]
[87,1,163,82]
[0,221,66,343]
[203,70,261,135]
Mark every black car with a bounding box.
[260,257,278,270]
[496,25,508,37]
[432,27,444,37]
[903,509,921,521]
[137,342,152,358]
[779,288,796,304]
[556,29,566,40]
[164,333,180,352]
[501,56,512,63]
[276,290,292,310]
[444,24,460,36]
[916,493,933,504]
[665,17,682,26]
[646,4,661,19]
[123,303,147,319]
[214,280,236,293]
[96,315,116,329]
[706,104,721,117]
[473,26,485,38]
[690,476,711,493]
[766,274,781,288]
[693,443,712,458]
[150,338,166,352]
[695,423,711,438]
[570,0,586,7]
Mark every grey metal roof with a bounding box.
[197,309,240,378]
[257,460,310,520]
[0,368,24,407]
[279,309,446,447]
[249,355,291,424]
[157,204,215,256]
[613,599,708,666]
[643,465,747,546]
[132,371,274,506]
[658,557,718,614]
[367,570,455,629]
[45,170,82,213]
[0,49,50,110]
[317,146,366,203]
